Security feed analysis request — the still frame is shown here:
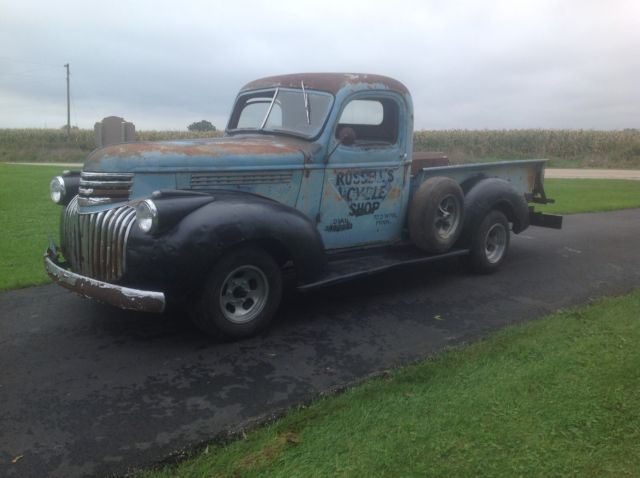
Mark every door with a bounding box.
[318,93,408,249]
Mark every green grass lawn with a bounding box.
[539,179,640,214]
[0,164,63,290]
[140,290,640,477]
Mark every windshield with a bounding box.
[227,88,333,139]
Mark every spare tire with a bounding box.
[409,176,464,253]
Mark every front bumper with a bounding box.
[44,246,166,313]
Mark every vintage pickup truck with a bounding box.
[45,73,562,339]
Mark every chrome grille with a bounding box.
[61,196,136,282]
[190,171,292,189]
[78,171,134,206]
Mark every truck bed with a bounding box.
[412,158,548,199]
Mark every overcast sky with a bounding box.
[1,0,638,130]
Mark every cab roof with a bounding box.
[240,73,409,95]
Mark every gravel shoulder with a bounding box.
[545,168,640,180]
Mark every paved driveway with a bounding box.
[1,209,639,477]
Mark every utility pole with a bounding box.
[64,63,70,137]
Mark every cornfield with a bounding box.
[414,129,640,168]
[1,128,639,168]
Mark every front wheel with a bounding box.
[466,210,510,274]
[190,246,283,340]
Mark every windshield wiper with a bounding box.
[260,88,279,130]
[301,81,310,125]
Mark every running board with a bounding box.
[297,247,469,291]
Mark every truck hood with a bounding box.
[83,136,313,173]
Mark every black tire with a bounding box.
[190,246,283,340]
[467,210,510,274]
[409,176,464,253]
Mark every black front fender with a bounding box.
[125,191,326,292]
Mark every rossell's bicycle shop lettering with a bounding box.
[334,168,396,217]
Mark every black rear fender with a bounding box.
[460,178,530,244]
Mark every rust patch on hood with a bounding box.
[94,138,298,158]
[85,135,314,168]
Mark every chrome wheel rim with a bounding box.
[219,265,269,324]
[485,223,507,263]
[434,195,461,240]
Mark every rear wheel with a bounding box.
[408,177,464,253]
[191,246,283,340]
[467,210,510,273]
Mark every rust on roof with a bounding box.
[240,73,409,95]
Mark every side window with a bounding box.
[336,97,399,145]
[340,100,384,125]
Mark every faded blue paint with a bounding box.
[316,89,411,248]
[132,173,177,198]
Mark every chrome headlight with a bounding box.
[49,176,66,204]
[135,199,158,233]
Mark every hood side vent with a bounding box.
[190,171,293,189]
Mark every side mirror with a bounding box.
[326,127,357,163]
[338,127,356,146]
